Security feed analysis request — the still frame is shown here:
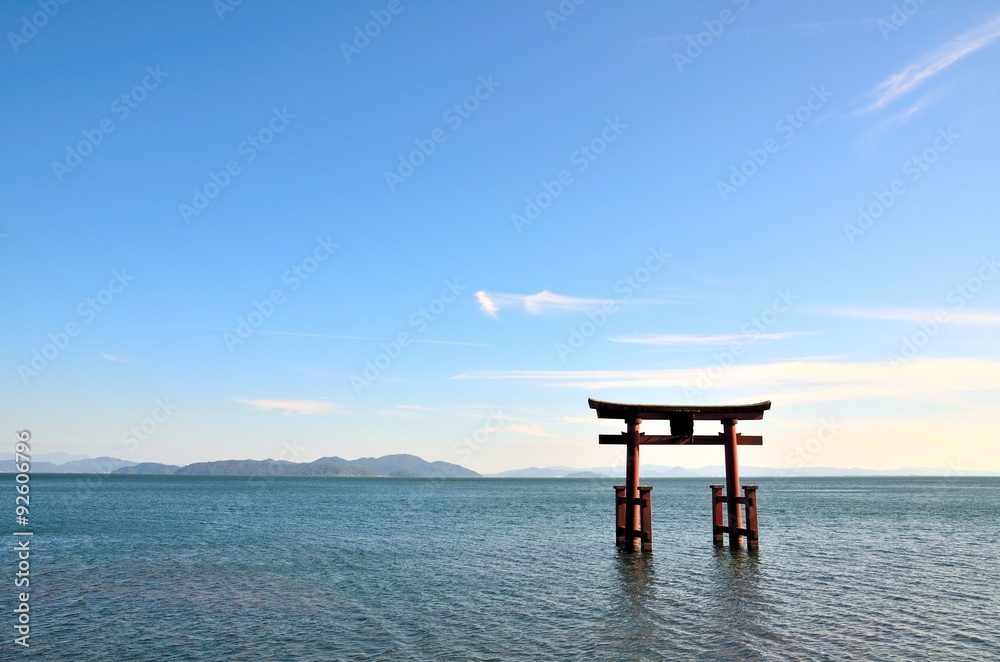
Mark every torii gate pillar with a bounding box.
[624,417,643,551]
[722,417,742,548]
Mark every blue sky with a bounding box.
[4,1,1000,473]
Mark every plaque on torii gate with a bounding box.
[588,398,771,551]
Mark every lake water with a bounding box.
[3,475,998,659]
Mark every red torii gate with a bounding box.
[588,398,771,551]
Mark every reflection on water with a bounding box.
[614,550,657,610]
[712,547,766,639]
[606,551,659,653]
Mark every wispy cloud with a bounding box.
[896,93,936,122]
[235,398,338,415]
[170,325,486,347]
[98,352,129,363]
[415,338,489,347]
[627,17,881,48]
[475,290,618,317]
[453,357,1000,405]
[810,306,1000,325]
[861,16,1000,113]
[376,403,505,420]
[865,92,941,143]
[170,325,381,341]
[609,332,810,347]
[776,17,883,34]
[475,291,499,317]
[508,423,558,438]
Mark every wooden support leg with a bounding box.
[640,486,652,552]
[744,485,759,550]
[614,486,625,547]
[711,484,724,546]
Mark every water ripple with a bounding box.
[0,476,996,660]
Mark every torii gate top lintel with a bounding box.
[588,398,771,421]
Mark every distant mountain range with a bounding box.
[0,454,480,478]
[0,456,137,474]
[487,464,699,478]
[486,464,1000,478]
[2,455,996,478]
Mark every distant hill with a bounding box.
[0,460,62,473]
[1,453,480,478]
[487,464,999,478]
[60,457,137,473]
[487,464,698,478]
[173,458,377,477]
[0,456,136,474]
[349,454,480,478]
[114,462,180,475]
[488,467,577,478]
[5,454,996,478]
[122,454,481,478]
[34,452,90,464]
[683,465,1000,477]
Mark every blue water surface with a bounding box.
[2,476,997,660]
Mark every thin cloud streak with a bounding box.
[235,398,338,415]
[474,289,685,317]
[509,423,558,438]
[862,15,1000,113]
[627,17,881,48]
[169,326,486,346]
[168,325,381,341]
[810,306,1000,325]
[415,338,490,347]
[98,352,130,363]
[453,357,1000,403]
[475,290,618,316]
[609,332,811,346]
